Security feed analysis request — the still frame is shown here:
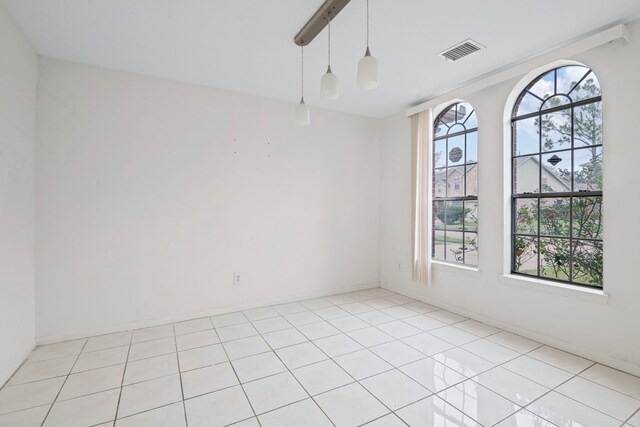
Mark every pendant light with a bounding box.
[320,14,338,99]
[294,46,311,126]
[357,0,379,90]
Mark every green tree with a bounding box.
[436,204,469,225]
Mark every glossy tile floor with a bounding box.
[1,288,639,427]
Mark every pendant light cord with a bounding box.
[328,15,331,68]
[301,45,304,99]
[366,0,370,48]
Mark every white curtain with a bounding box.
[411,110,432,284]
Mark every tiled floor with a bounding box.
[1,287,639,427]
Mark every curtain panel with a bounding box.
[411,110,432,284]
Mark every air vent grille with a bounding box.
[438,39,483,62]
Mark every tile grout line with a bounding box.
[622,407,640,426]
[257,309,433,425]
[222,296,398,423]
[488,363,596,426]
[260,313,426,424]
[185,293,639,426]
[112,331,135,424]
[481,345,593,424]
[172,323,189,427]
[3,344,131,387]
[0,293,532,424]
[4,289,639,426]
[385,336,550,426]
[337,296,606,426]
[212,322,264,427]
[39,338,89,427]
[565,371,640,402]
[257,341,337,426]
[317,295,430,425]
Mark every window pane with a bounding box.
[454,104,467,123]
[541,151,571,193]
[447,135,464,166]
[540,197,570,237]
[514,236,538,276]
[557,66,590,95]
[464,233,478,266]
[514,117,539,156]
[434,168,447,198]
[443,201,464,231]
[514,155,539,194]
[466,165,478,197]
[541,95,571,112]
[574,147,602,191]
[570,72,601,101]
[440,105,457,125]
[515,92,542,116]
[572,240,603,287]
[433,230,445,261]
[541,109,571,152]
[464,200,478,232]
[446,231,464,263]
[574,101,602,147]
[447,167,465,197]
[540,238,571,281]
[515,198,538,234]
[448,124,465,135]
[466,132,478,164]
[434,139,446,168]
[433,201,446,230]
[464,110,478,129]
[572,197,603,240]
[434,120,448,138]
[528,70,555,100]
[457,102,474,125]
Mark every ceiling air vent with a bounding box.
[438,39,484,62]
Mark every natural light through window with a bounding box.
[511,65,603,288]
[432,102,478,266]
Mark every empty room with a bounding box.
[1,0,640,426]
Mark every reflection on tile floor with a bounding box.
[1,287,639,426]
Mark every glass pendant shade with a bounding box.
[358,47,379,90]
[294,97,310,126]
[321,66,339,99]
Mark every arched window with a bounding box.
[511,65,603,288]
[433,102,478,266]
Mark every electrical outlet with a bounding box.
[233,273,242,285]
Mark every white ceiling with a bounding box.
[3,0,640,118]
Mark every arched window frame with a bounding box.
[510,65,603,288]
[432,102,479,266]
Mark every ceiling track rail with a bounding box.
[294,0,352,46]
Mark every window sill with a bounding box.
[431,260,481,278]
[499,274,609,304]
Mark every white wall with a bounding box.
[0,5,37,384]
[380,20,640,374]
[35,59,381,342]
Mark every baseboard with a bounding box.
[35,282,380,346]
[380,282,640,377]
[1,340,36,389]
